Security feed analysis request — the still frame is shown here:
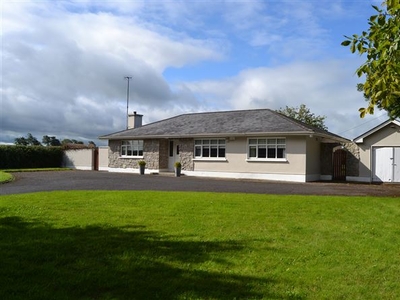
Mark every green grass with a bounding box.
[0,168,70,183]
[1,191,399,299]
[0,171,14,183]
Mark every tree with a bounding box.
[62,139,84,145]
[42,135,61,146]
[61,139,73,145]
[342,0,400,118]
[14,137,28,146]
[277,104,328,130]
[14,133,41,146]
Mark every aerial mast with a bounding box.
[124,76,132,129]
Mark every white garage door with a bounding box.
[373,147,400,182]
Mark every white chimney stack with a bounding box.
[128,111,143,129]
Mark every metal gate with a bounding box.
[333,149,346,181]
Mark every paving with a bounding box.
[1,170,400,197]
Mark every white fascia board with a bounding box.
[353,119,400,144]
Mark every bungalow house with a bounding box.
[99,109,350,182]
[353,119,400,183]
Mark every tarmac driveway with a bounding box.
[1,170,400,196]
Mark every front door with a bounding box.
[168,140,180,171]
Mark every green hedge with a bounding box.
[0,146,64,169]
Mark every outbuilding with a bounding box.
[354,119,400,183]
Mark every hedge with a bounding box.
[0,146,64,169]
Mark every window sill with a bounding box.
[119,156,144,159]
[246,158,288,163]
[193,158,227,162]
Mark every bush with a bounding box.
[0,146,64,169]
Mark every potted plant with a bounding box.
[174,161,182,177]
[138,160,146,175]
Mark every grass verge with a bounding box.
[0,171,14,184]
[0,191,399,299]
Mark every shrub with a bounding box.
[0,145,64,169]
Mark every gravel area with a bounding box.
[1,170,400,197]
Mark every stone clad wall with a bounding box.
[159,139,169,170]
[320,142,360,178]
[143,139,160,169]
[108,139,161,169]
[178,138,194,171]
[343,142,359,177]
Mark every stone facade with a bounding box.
[320,142,360,178]
[108,139,161,170]
[343,142,360,177]
[177,138,194,171]
[108,139,194,171]
[143,139,160,170]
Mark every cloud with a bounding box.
[181,59,384,139]
[1,1,224,144]
[1,0,386,146]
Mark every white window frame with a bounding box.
[120,140,144,158]
[247,138,286,161]
[193,139,226,160]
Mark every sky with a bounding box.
[1,0,389,146]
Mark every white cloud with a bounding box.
[1,1,225,144]
[1,0,387,146]
[181,59,386,139]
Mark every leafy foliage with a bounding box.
[42,135,61,146]
[62,139,85,145]
[14,133,93,147]
[14,133,41,146]
[0,145,63,169]
[342,0,400,118]
[277,104,328,130]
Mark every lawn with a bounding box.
[0,191,399,299]
[0,171,13,183]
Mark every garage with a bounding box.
[353,119,400,183]
[372,147,400,182]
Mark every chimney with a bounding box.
[128,111,143,129]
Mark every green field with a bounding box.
[1,191,399,299]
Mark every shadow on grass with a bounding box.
[0,216,286,299]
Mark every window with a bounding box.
[121,140,143,157]
[248,138,285,159]
[194,139,226,158]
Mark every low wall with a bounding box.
[63,148,94,170]
[98,147,109,171]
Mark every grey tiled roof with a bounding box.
[99,109,348,142]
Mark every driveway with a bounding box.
[1,170,400,196]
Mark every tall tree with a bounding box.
[277,104,328,130]
[14,133,41,146]
[42,135,61,146]
[342,0,400,118]
[14,137,28,146]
